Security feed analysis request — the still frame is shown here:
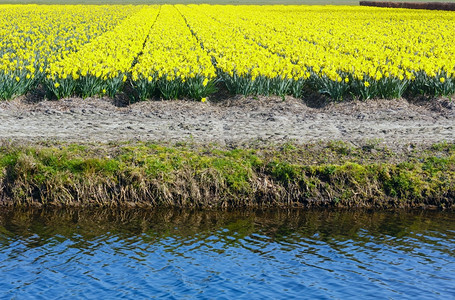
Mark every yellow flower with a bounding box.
[54,82,60,88]
[201,97,207,102]
[440,77,445,83]
[364,81,370,87]
[15,76,20,82]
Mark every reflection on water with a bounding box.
[0,208,454,299]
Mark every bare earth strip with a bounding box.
[0,96,453,150]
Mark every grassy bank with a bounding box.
[0,140,454,209]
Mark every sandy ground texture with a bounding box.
[0,94,453,150]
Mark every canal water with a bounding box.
[0,208,454,299]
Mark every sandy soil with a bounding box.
[0,94,453,150]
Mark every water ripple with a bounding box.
[0,209,454,299]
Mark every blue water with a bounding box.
[0,209,454,299]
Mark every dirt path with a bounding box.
[0,95,453,150]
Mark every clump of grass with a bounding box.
[0,141,454,209]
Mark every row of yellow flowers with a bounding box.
[0,5,141,100]
[131,5,217,100]
[46,6,159,98]
[0,4,454,101]
[177,5,307,97]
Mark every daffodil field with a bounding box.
[1,4,455,101]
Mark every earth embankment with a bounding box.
[0,95,453,150]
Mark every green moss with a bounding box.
[422,156,450,175]
[144,156,175,177]
[327,140,353,155]
[0,152,19,168]
[383,168,420,198]
[212,157,252,191]
[431,141,455,152]
[268,161,301,185]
